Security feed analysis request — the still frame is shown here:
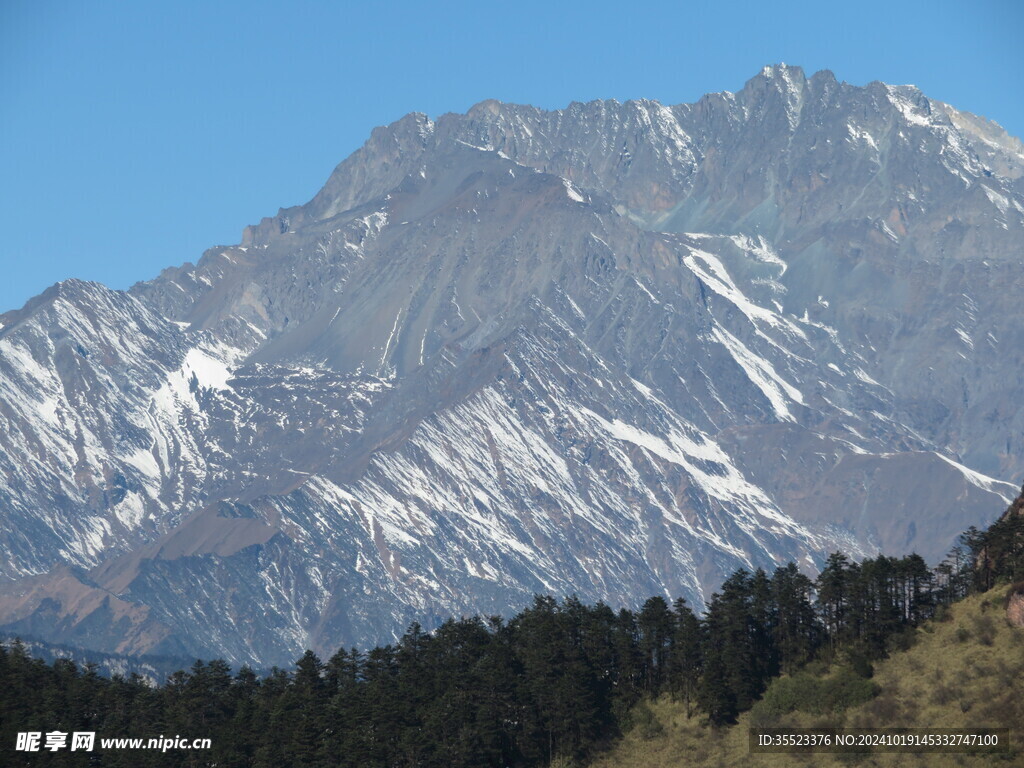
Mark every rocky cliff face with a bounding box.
[1,65,1021,665]
[995,485,1024,522]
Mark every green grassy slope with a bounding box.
[589,585,1024,767]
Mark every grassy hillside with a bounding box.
[590,585,1024,767]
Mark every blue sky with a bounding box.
[1,0,1021,313]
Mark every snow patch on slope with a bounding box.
[710,325,804,421]
[934,453,1017,504]
[184,347,234,390]
[683,247,805,341]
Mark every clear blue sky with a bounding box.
[1,0,1021,313]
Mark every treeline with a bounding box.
[960,503,1024,593]
[3,503,1023,767]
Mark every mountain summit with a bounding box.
[1,65,1022,665]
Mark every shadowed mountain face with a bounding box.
[1,65,1021,665]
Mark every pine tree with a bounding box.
[770,563,817,674]
[667,597,702,716]
[817,552,851,653]
[637,596,674,697]
[749,568,778,683]
[610,608,642,708]
[697,645,736,726]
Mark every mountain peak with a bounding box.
[760,62,805,78]
[467,98,504,117]
[748,62,808,89]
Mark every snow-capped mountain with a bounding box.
[1,64,1021,665]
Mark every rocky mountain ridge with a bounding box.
[0,64,1021,665]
